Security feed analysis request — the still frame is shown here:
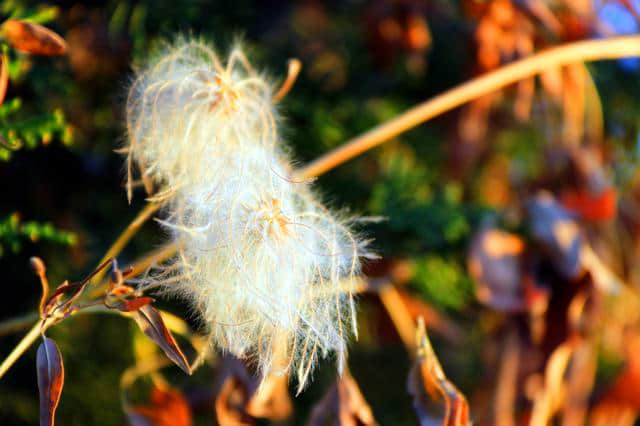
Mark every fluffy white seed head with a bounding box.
[126,39,278,200]
[124,38,366,390]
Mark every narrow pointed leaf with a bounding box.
[131,305,191,375]
[36,337,64,426]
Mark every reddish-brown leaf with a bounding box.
[2,20,67,56]
[131,305,191,375]
[129,386,192,426]
[117,297,155,312]
[36,337,64,426]
[408,319,470,426]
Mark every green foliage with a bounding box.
[0,1,59,23]
[411,255,474,311]
[368,146,484,253]
[0,100,71,161]
[0,212,76,257]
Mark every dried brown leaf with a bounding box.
[2,20,67,56]
[407,318,470,426]
[131,305,191,375]
[215,375,254,426]
[36,337,64,426]
[212,355,293,424]
[246,372,293,421]
[307,370,376,426]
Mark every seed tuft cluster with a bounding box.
[124,38,367,390]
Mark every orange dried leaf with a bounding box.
[2,19,67,56]
[130,386,192,426]
[36,337,64,426]
[131,305,191,375]
[408,318,470,426]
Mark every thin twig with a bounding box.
[378,282,417,354]
[88,241,179,299]
[0,312,39,337]
[90,202,162,285]
[294,36,640,179]
[0,320,46,379]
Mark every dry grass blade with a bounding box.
[407,318,470,426]
[131,305,191,375]
[529,342,574,426]
[2,20,67,56]
[295,36,640,179]
[36,337,64,426]
[494,328,520,426]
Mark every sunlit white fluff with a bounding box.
[124,38,365,390]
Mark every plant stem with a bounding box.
[294,35,640,179]
[87,241,178,299]
[378,283,417,354]
[0,320,43,379]
[90,202,162,285]
[0,312,38,337]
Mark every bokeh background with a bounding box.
[1,0,640,425]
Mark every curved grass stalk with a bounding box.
[294,35,640,180]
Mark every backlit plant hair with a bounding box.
[124,38,367,391]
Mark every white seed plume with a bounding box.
[124,39,366,390]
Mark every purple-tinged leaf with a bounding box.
[36,337,64,426]
[131,305,191,375]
